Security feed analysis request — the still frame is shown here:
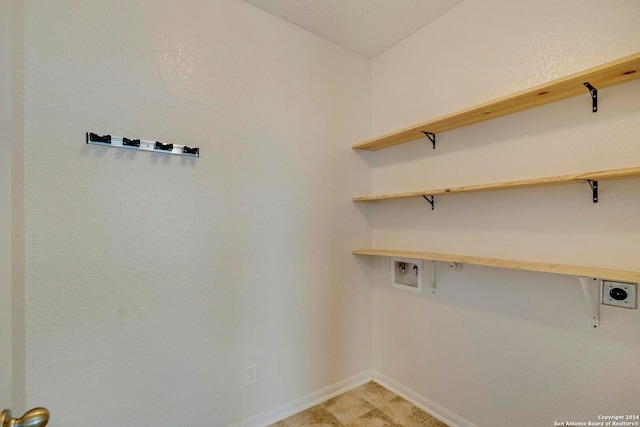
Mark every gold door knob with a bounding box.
[0,408,49,427]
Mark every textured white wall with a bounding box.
[22,1,372,425]
[370,0,640,425]
[0,0,12,410]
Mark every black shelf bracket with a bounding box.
[587,180,598,203]
[421,131,436,149]
[583,82,598,112]
[422,195,435,210]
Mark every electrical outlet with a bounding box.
[245,364,258,386]
[602,282,637,309]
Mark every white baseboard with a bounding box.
[230,369,477,427]
[371,370,479,427]
[230,370,373,427]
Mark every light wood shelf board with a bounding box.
[353,52,640,151]
[353,166,640,202]
[353,249,640,283]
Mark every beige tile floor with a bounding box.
[269,381,448,427]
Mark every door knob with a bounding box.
[0,408,49,427]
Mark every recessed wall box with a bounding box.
[391,258,423,294]
[602,281,637,309]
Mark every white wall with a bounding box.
[22,1,372,425]
[0,0,13,410]
[370,0,640,426]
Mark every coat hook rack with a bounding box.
[86,132,200,157]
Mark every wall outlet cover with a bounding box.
[245,364,258,386]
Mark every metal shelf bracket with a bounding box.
[579,276,601,328]
[583,82,598,112]
[421,131,436,149]
[427,260,437,293]
[422,195,435,210]
[587,180,598,203]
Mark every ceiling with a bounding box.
[242,0,465,58]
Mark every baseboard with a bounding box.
[230,370,374,427]
[372,370,479,427]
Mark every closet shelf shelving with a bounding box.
[352,52,640,151]
[353,249,637,328]
[352,249,640,283]
[352,166,640,204]
[351,52,640,328]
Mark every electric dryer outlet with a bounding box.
[602,281,637,309]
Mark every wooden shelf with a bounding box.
[353,166,640,202]
[353,249,640,283]
[353,52,640,151]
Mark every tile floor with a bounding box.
[269,381,448,427]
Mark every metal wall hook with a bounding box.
[88,132,111,144]
[122,137,140,147]
[1,408,50,427]
[155,141,174,151]
[182,146,199,156]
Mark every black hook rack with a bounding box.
[583,82,598,112]
[86,132,199,157]
[421,131,436,149]
[422,195,435,210]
